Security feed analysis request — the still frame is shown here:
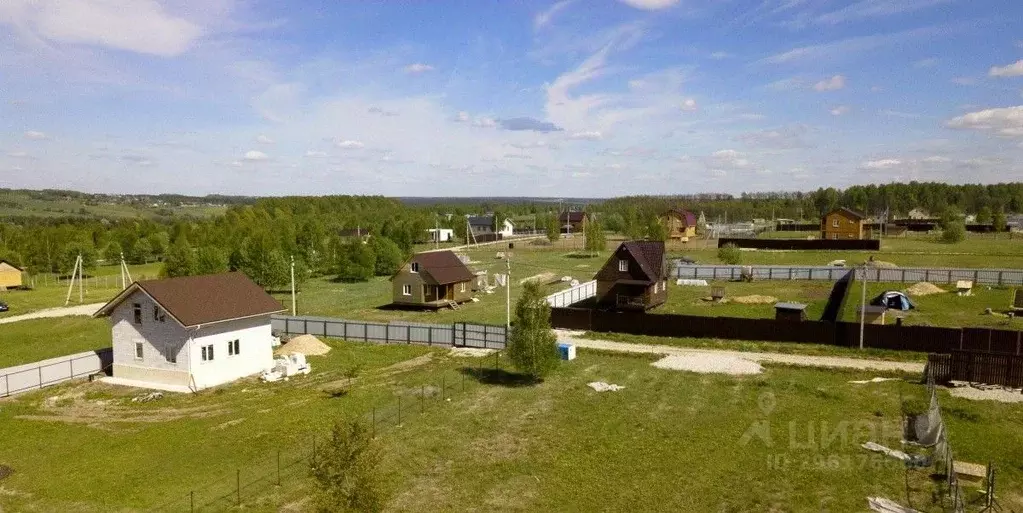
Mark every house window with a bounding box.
[402,284,412,296]
[228,339,240,356]
[460,282,466,293]
[164,345,177,364]
[410,262,419,273]
[152,305,165,322]
[201,344,214,362]
[653,282,659,293]
[618,259,628,272]
[832,234,838,240]
[132,303,142,325]
[134,342,144,360]
[832,219,839,228]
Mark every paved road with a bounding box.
[0,303,106,325]
[555,331,925,373]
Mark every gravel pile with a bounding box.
[731,295,778,305]
[949,386,1023,403]
[276,335,331,356]
[906,282,944,296]
[449,347,496,358]
[651,354,764,375]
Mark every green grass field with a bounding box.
[0,263,161,319]
[1,345,1020,511]
[0,191,228,219]
[657,280,836,320]
[841,282,1021,330]
[0,317,110,368]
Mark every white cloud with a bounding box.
[0,0,204,57]
[243,150,268,161]
[758,27,937,65]
[473,117,497,128]
[913,57,938,68]
[6,151,30,158]
[812,0,952,25]
[830,105,850,116]
[989,60,1023,78]
[569,131,602,140]
[765,77,804,91]
[230,160,244,168]
[922,155,951,163]
[255,134,274,145]
[705,149,753,170]
[735,125,810,149]
[946,106,1023,137]
[403,63,435,74]
[304,150,328,158]
[454,111,471,123]
[680,98,698,111]
[813,75,846,92]
[24,130,48,140]
[709,51,732,60]
[860,158,902,170]
[336,139,366,149]
[880,109,920,118]
[534,0,575,30]
[618,0,679,9]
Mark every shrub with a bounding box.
[941,222,966,244]
[717,243,742,265]
[310,420,382,513]
[506,281,560,381]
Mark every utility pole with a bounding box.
[505,256,511,330]
[65,254,82,306]
[434,216,439,250]
[290,255,297,316]
[120,252,126,289]
[859,264,867,350]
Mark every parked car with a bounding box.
[0,300,8,312]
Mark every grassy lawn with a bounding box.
[4,346,1019,511]
[655,280,836,320]
[841,281,1022,330]
[0,263,162,319]
[0,317,110,368]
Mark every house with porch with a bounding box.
[390,250,475,308]
[594,241,667,310]
[93,272,285,392]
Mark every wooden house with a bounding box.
[0,260,23,289]
[660,208,698,239]
[594,241,667,310]
[821,207,866,240]
[390,250,475,308]
[559,211,586,234]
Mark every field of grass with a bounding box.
[656,280,836,320]
[0,263,161,319]
[1,346,1020,511]
[0,317,110,368]
[841,281,1022,330]
[0,191,228,219]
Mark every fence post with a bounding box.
[4,374,8,398]
[925,269,930,282]
[902,269,906,282]
[69,359,74,378]
[323,320,327,337]
[343,321,347,340]
[769,267,773,280]
[236,469,241,507]
[303,319,308,334]
[38,366,43,388]
[408,325,412,345]
[998,271,1004,286]
[789,267,793,280]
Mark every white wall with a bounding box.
[188,316,274,390]
[498,219,514,237]
[110,289,190,384]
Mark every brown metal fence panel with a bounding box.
[926,353,952,383]
[949,351,1023,387]
[717,238,881,250]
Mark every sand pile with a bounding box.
[519,272,556,285]
[732,295,778,305]
[275,334,331,356]
[866,260,898,269]
[906,282,944,296]
[652,354,763,375]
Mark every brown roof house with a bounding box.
[0,260,24,289]
[821,207,866,240]
[559,211,587,234]
[94,272,285,392]
[595,241,668,310]
[661,208,698,240]
[390,250,476,308]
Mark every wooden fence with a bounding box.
[927,352,1023,388]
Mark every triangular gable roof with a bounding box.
[390,250,475,285]
[663,208,697,226]
[559,211,586,223]
[622,241,666,281]
[94,272,284,328]
[826,207,865,220]
[467,216,494,227]
[0,260,23,272]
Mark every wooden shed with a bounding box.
[774,302,807,322]
[0,260,24,289]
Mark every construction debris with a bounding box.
[131,392,164,403]
[677,279,709,286]
[588,382,625,392]
[848,377,901,384]
[519,272,556,285]
[867,497,921,513]
[861,441,910,462]
[261,354,312,382]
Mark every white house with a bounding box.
[426,228,454,242]
[94,272,285,392]
[498,218,514,238]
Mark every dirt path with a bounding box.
[420,235,543,253]
[556,332,925,373]
[0,303,106,325]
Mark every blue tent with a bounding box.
[871,291,915,310]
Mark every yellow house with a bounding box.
[0,260,24,289]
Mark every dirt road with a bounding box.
[556,331,925,373]
[0,303,106,325]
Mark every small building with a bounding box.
[93,272,285,392]
[390,250,475,308]
[559,211,586,234]
[774,302,807,322]
[821,207,866,240]
[594,241,667,310]
[660,208,698,239]
[426,228,454,242]
[497,218,515,238]
[467,216,495,236]
[0,260,24,289]
[907,208,931,220]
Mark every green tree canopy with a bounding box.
[369,236,404,276]
[162,238,195,278]
[310,420,383,513]
[335,240,375,282]
[195,246,228,275]
[506,281,560,381]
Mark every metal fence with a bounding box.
[0,349,113,398]
[270,315,506,349]
[545,280,596,308]
[676,264,1023,286]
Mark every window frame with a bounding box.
[618,259,628,272]
[201,344,214,362]
[410,262,419,273]
[164,345,177,364]
[832,219,839,228]
[132,303,143,325]
[134,342,144,360]
[228,339,240,356]
[460,282,466,293]
[402,284,412,296]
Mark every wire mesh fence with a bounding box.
[147,353,504,512]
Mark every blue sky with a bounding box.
[2,0,1022,197]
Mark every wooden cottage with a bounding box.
[390,250,475,308]
[821,207,866,240]
[559,211,586,234]
[595,241,667,310]
[0,260,23,289]
[661,208,698,239]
